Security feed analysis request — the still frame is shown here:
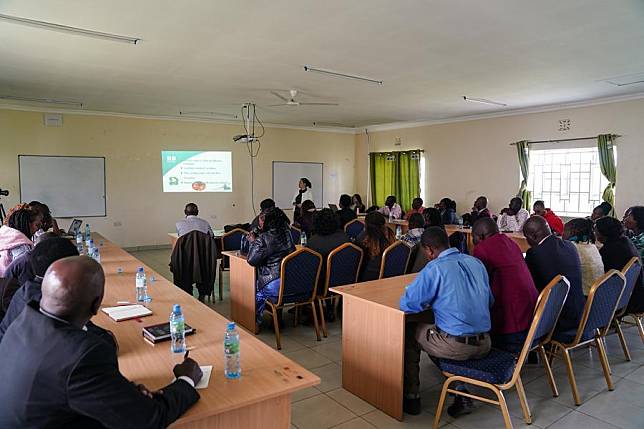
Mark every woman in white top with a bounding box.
[563,218,604,296]
[292,178,313,223]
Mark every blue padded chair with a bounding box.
[316,243,363,337]
[290,226,302,245]
[432,276,570,429]
[344,219,364,241]
[611,257,642,361]
[550,270,626,405]
[218,228,247,302]
[379,241,412,279]
[263,248,322,350]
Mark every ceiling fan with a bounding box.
[269,89,338,107]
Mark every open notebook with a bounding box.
[102,304,152,322]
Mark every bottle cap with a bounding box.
[227,322,236,330]
[173,304,181,313]
[137,267,144,272]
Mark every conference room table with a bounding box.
[93,233,319,428]
[330,274,423,421]
[168,229,226,248]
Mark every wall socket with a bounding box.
[113,221,122,227]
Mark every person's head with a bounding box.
[259,198,275,212]
[35,231,58,245]
[471,217,499,246]
[385,195,396,208]
[299,178,312,190]
[339,194,352,209]
[7,207,41,237]
[591,202,612,221]
[474,196,488,211]
[420,227,450,261]
[563,218,594,242]
[301,200,316,214]
[423,207,443,228]
[313,208,339,236]
[261,207,290,232]
[411,197,423,210]
[509,197,523,214]
[352,194,364,206]
[408,213,425,230]
[28,201,53,231]
[438,198,451,211]
[623,206,644,234]
[365,205,379,213]
[533,200,547,217]
[594,216,625,244]
[362,212,391,257]
[522,215,552,248]
[30,237,80,278]
[184,203,199,216]
[40,256,105,328]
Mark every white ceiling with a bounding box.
[1,0,644,128]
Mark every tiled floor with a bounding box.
[130,248,644,429]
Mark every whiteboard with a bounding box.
[272,161,323,209]
[19,155,106,217]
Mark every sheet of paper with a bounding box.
[195,365,212,389]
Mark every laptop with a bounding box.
[328,204,339,212]
[63,219,83,238]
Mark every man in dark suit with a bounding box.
[0,256,202,429]
[523,216,586,335]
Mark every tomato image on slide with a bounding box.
[192,181,206,191]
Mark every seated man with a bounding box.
[176,203,213,237]
[523,216,585,337]
[472,218,538,353]
[404,198,425,219]
[335,194,357,229]
[378,195,402,220]
[497,197,530,232]
[0,237,79,341]
[463,196,492,226]
[251,198,275,231]
[400,227,493,416]
[401,213,425,247]
[533,200,564,235]
[590,201,612,221]
[0,256,202,428]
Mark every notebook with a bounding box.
[102,304,152,322]
[142,322,196,343]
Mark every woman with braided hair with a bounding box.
[0,205,41,276]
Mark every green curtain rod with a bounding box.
[509,134,620,146]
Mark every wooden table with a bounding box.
[444,225,530,253]
[93,233,318,428]
[331,274,418,421]
[168,230,225,249]
[222,250,258,334]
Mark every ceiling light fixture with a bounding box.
[313,122,355,128]
[0,94,83,108]
[304,65,383,85]
[0,13,141,44]
[179,111,238,119]
[600,72,644,87]
[463,96,507,107]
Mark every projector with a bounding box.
[233,134,258,143]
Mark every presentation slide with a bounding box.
[162,151,232,192]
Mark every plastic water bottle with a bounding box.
[85,224,91,246]
[92,247,101,263]
[224,322,241,379]
[169,304,186,354]
[135,267,148,303]
[388,211,393,223]
[76,231,83,245]
[396,225,402,240]
[300,232,307,247]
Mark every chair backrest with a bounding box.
[344,219,365,240]
[290,226,302,244]
[320,243,364,297]
[616,257,641,316]
[508,275,570,387]
[575,270,625,342]
[379,241,412,279]
[277,247,322,306]
[221,228,247,251]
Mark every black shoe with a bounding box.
[447,391,475,418]
[527,351,539,365]
[403,397,421,415]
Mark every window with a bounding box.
[527,147,612,218]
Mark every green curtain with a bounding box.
[597,134,617,217]
[369,150,420,210]
[516,140,531,210]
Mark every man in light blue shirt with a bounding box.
[400,227,493,417]
[176,203,213,237]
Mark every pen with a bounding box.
[184,350,190,360]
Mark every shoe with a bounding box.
[403,397,421,415]
[447,391,475,418]
[527,351,539,365]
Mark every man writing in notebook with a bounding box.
[0,256,202,429]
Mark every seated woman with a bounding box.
[356,212,395,281]
[351,194,366,214]
[422,207,444,229]
[595,216,644,314]
[623,206,644,257]
[436,197,457,225]
[563,218,604,296]
[0,205,41,277]
[294,200,316,239]
[246,207,296,327]
[28,201,62,237]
